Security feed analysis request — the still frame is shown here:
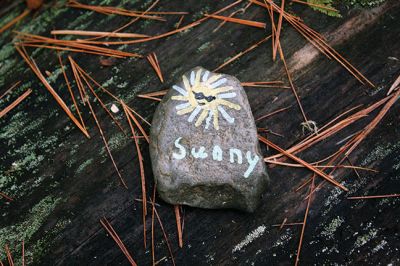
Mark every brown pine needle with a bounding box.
[57,53,87,131]
[241,81,289,89]
[205,14,266,28]
[0,81,21,100]
[100,217,138,266]
[15,32,141,58]
[151,187,156,266]
[291,0,339,12]
[214,35,271,72]
[264,160,378,172]
[0,9,30,35]
[138,89,168,98]
[15,46,90,138]
[345,89,400,156]
[278,41,309,123]
[71,0,244,45]
[250,0,374,87]
[18,43,128,58]
[147,52,164,83]
[80,0,161,42]
[51,30,150,38]
[348,194,400,200]
[213,2,253,32]
[175,15,185,29]
[151,200,176,266]
[295,176,315,266]
[255,106,291,121]
[121,101,150,143]
[266,96,390,161]
[122,102,148,248]
[87,98,128,188]
[272,222,303,227]
[0,89,32,119]
[71,59,127,135]
[68,1,165,21]
[0,192,13,201]
[272,0,285,61]
[137,95,162,102]
[5,244,14,266]
[259,135,348,191]
[387,74,400,95]
[174,205,183,248]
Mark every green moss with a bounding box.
[361,142,400,167]
[0,196,62,262]
[198,42,211,53]
[106,131,128,151]
[321,216,344,239]
[341,0,387,7]
[76,158,94,174]
[354,228,378,249]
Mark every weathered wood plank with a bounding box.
[0,0,399,265]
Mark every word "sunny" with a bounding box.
[172,137,260,178]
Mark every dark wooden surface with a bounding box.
[0,0,399,265]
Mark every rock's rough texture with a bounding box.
[150,67,269,212]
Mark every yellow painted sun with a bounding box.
[171,68,241,130]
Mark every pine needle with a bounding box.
[5,244,14,266]
[147,52,164,83]
[68,1,165,21]
[15,32,141,58]
[214,35,271,72]
[347,194,400,200]
[259,135,348,191]
[0,89,32,118]
[0,192,13,201]
[0,81,21,100]
[174,205,183,248]
[122,102,148,248]
[15,45,90,138]
[100,217,138,266]
[295,176,315,266]
[51,30,150,38]
[205,14,266,28]
[71,0,244,45]
[251,0,374,87]
[0,9,30,35]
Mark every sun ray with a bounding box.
[188,106,202,122]
[172,85,187,96]
[172,95,189,101]
[195,68,202,87]
[195,108,209,127]
[210,78,227,89]
[183,75,192,92]
[177,106,195,115]
[202,71,210,82]
[205,111,213,129]
[218,106,234,123]
[176,102,191,110]
[217,99,241,110]
[213,108,219,130]
[190,71,195,86]
[206,74,222,85]
[213,86,234,94]
[217,92,236,99]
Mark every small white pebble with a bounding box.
[111,104,119,113]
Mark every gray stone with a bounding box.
[149,66,269,212]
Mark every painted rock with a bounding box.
[150,66,269,212]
